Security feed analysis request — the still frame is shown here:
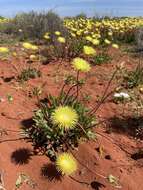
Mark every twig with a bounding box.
[69,176,89,186]
[62,84,78,104]
[71,150,107,179]
[95,131,132,155]
[0,137,26,143]
[76,71,80,100]
[88,68,119,116]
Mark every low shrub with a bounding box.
[2,11,67,41]
[124,63,143,88]
[92,53,112,65]
[23,58,97,161]
[18,67,41,82]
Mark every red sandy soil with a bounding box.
[0,49,143,190]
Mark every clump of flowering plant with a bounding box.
[23,57,96,161]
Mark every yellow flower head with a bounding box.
[22,42,32,49]
[51,106,78,130]
[108,31,113,36]
[92,39,100,45]
[85,36,93,42]
[31,45,38,51]
[71,32,76,37]
[22,42,38,51]
[104,39,111,45]
[72,57,91,72]
[0,47,9,53]
[12,52,17,56]
[55,31,61,36]
[56,153,77,175]
[76,31,81,36]
[44,34,50,40]
[29,54,37,61]
[83,46,96,56]
[57,37,66,43]
[112,43,119,49]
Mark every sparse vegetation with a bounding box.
[92,53,112,65]
[124,62,143,88]
[0,11,143,189]
[18,67,41,82]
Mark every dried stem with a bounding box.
[88,68,119,116]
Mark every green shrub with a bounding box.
[18,67,41,82]
[66,38,86,59]
[124,63,143,88]
[92,53,112,65]
[74,13,87,19]
[24,93,96,160]
[23,70,96,160]
[2,11,67,41]
[40,46,55,64]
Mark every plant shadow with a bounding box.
[90,181,105,190]
[40,163,62,181]
[3,76,15,83]
[107,116,143,139]
[11,148,32,165]
[21,118,34,129]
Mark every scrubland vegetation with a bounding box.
[0,11,143,190]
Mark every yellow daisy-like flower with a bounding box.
[57,37,66,43]
[92,39,100,45]
[44,34,50,40]
[85,36,93,42]
[55,31,61,36]
[112,43,119,49]
[31,45,38,51]
[108,31,113,36]
[104,39,111,45]
[29,54,37,61]
[22,42,38,51]
[12,52,17,56]
[51,106,78,130]
[0,47,9,53]
[72,57,91,72]
[83,46,96,56]
[71,32,76,37]
[56,153,77,175]
[22,42,32,49]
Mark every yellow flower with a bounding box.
[51,106,78,130]
[44,34,50,40]
[76,31,81,36]
[108,31,113,36]
[0,47,9,53]
[57,37,66,43]
[22,42,38,51]
[56,153,77,175]
[104,39,111,45]
[92,39,100,45]
[29,54,37,61]
[85,36,93,42]
[12,52,17,56]
[139,86,143,93]
[55,31,61,36]
[22,42,32,49]
[71,32,76,37]
[83,46,96,56]
[72,57,91,72]
[112,43,119,49]
[31,45,38,51]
